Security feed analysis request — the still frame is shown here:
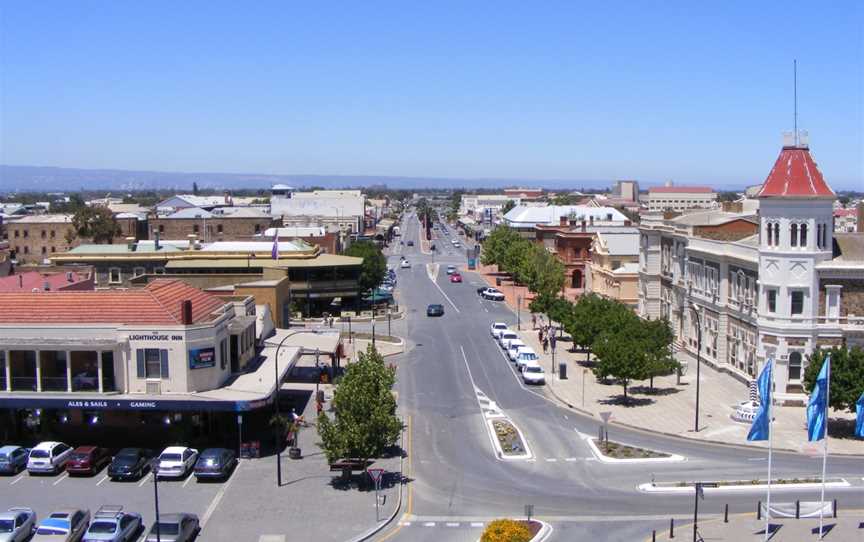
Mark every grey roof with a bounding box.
[166,207,214,219]
[596,231,640,255]
[670,210,757,227]
[833,233,864,262]
[504,205,627,226]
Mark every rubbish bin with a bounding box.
[496,277,502,286]
[559,363,567,379]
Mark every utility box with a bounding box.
[559,363,567,379]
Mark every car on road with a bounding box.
[400,260,411,268]
[446,264,456,275]
[143,513,199,542]
[155,447,198,479]
[453,242,461,248]
[515,348,540,370]
[107,448,153,481]
[449,272,462,283]
[27,441,73,475]
[479,288,505,301]
[193,448,237,481]
[501,335,523,351]
[82,506,141,542]
[0,507,36,542]
[406,240,414,246]
[67,446,111,476]
[506,339,526,361]
[490,322,508,338]
[0,446,29,475]
[426,304,445,317]
[497,330,518,348]
[521,363,546,385]
[33,509,90,541]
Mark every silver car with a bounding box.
[82,506,141,542]
[33,509,90,541]
[0,507,36,542]
[144,513,199,542]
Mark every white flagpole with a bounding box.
[818,360,831,539]
[763,360,774,542]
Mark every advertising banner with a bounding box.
[189,347,216,369]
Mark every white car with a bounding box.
[446,265,456,275]
[155,447,198,479]
[27,442,73,475]
[522,363,546,385]
[400,260,411,269]
[506,339,526,361]
[490,322,508,338]
[501,335,523,352]
[515,348,539,370]
[480,288,505,301]
[498,331,518,348]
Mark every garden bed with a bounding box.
[592,439,670,459]
[493,419,527,456]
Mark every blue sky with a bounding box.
[1,1,862,189]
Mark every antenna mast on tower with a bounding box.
[794,59,798,146]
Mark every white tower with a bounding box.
[756,132,836,396]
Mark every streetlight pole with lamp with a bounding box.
[272,331,295,487]
[685,300,703,433]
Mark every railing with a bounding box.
[9,377,37,391]
[40,377,68,392]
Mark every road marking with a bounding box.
[545,458,557,462]
[427,264,460,313]
[53,472,69,486]
[96,474,109,486]
[10,473,26,485]
[138,472,152,487]
[423,522,436,527]
[445,522,460,527]
[470,522,485,527]
[565,457,579,462]
[200,460,242,530]
[748,457,767,461]
[182,472,194,487]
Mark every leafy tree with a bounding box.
[804,347,864,413]
[567,294,624,360]
[480,519,532,542]
[521,244,565,299]
[592,309,647,401]
[480,225,520,267]
[68,205,121,244]
[500,199,517,215]
[500,238,533,281]
[550,193,580,206]
[641,318,678,390]
[317,345,402,464]
[51,194,86,214]
[344,240,387,292]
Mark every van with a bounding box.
[27,441,73,475]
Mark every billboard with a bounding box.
[189,347,216,369]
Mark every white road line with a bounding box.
[565,457,579,462]
[10,473,26,485]
[182,472,194,487]
[545,458,557,462]
[138,472,152,487]
[53,472,69,486]
[96,474,109,486]
[445,522,460,527]
[428,268,460,313]
[200,460,242,530]
[459,345,480,395]
[423,522,436,527]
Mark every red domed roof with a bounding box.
[757,145,834,199]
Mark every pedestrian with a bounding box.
[538,328,544,343]
[542,337,549,354]
[550,332,557,352]
[531,314,537,330]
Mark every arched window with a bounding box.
[766,223,773,246]
[790,223,798,247]
[800,223,807,247]
[773,223,780,246]
[788,351,802,381]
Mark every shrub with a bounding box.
[481,519,533,542]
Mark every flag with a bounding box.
[806,355,830,442]
[855,392,864,438]
[747,358,773,441]
[271,232,279,260]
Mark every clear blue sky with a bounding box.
[1,1,862,189]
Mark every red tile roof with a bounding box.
[0,271,93,293]
[757,146,834,198]
[0,279,226,325]
[649,186,714,194]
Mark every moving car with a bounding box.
[406,240,414,246]
[426,304,445,317]
[0,446,29,475]
[453,242,461,248]
[515,348,540,370]
[490,322,508,338]
[155,447,198,479]
[0,508,36,542]
[107,448,153,481]
[82,506,141,542]
[143,513,199,542]
[27,441,73,475]
[521,363,546,385]
[193,448,237,481]
[506,340,526,361]
[449,272,462,283]
[400,260,411,269]
[33,509,90,542]
[479,288,505,301]
[446,265,456,275]
[67,446,111,476]
[497,331,518,348]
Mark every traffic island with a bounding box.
[492,419,528,457]
[639,477,850,494]
[478,518,552,542]
[583,433,684,463]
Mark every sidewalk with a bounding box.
[654,513,864,541]
[475,267,864,455]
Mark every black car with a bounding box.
[108,448,154,480]
[426,304,445,317]
[193,448,237,480]
[406,240,414,246]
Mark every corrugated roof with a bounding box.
[832,233,864,262]
[0,279,226,325]
[596,232,640,256]
[649,186,714,194]
[504,205,627,225]
[757,145,835,198]
[263,254,362,268]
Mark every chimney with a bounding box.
[581,220,587,232]
[858,203,864,234]
[154,231,161,251]
[559,216,567,227]
[180,300,193,325]
[43,281,51,291]
[66,271,73,282]
[589,215,594,225]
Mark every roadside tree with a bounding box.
[344,240,387,292]
[480,225,520,268]
[521,244,565,299]
[804,347,864,413]
[641,318,678,391]
[591,309,648,401]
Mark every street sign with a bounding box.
[524,504,534,521]
[599,411,613,424]
[367,468,385,484]
[237,414,243,425]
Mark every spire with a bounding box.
[756,135,834,199]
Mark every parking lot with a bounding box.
[0,459,243,540]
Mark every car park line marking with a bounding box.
[138,472,152,487]
[96,474,109,486]
[200,459,242,530]
[545,458,557,462]
[182,472,194,487]
[10,473,25,485]
[52,472,69,485]
[445,522,460,527]
[423,522,436,527]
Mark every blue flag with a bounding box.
[747,358,773,441]
[855,392,864,438]
[806,355,830,442]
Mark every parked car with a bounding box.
[0,508,36,542]
[193,448,237,481]
[426,304,445,317]
[480,288,505,301]
[27,442,73,475]
[521,363,546,385]
[107,449,153,481]
[67,446,111,476]
[497,331,518,348]
[453,242,461,248]
[501,335,523,352]
[515,348,540,370]
[506,339,526,361]
[143,513,199,542]
[0,446,29,475]
[400,260,411,269]
[82,506,141,542]
[33,509,90,542]
[155,447,198,479]
[490,322,508,338]
[406,240,414,246]
[446,265,456,275]
[449,273,462,283]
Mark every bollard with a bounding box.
[833,499,837,518]
[724,504,728,523]
[669,518,674,539]
[795,500,800,519]
[757,500,761,520]
[652,530,656,542]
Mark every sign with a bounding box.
[129,334,183,341]
[524,504,534,520]
[189,347,216,369]
[367,468,385,484]
[599,411,613,424]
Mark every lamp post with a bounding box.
[273,331,294,487]
[153,465,162,542]
[516,295,522,330]
[686,302,703,433]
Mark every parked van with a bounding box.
[27,441,73,475]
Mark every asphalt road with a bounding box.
[378,212,864,541]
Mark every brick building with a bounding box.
[149,207,278,243]
[5,215,76,264]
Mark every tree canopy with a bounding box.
[317,345,402,464]
[804,347,864,413]
[480,225,521,267]
[68,205,121,244]
[344,240,387,292]
[500,199,517,215]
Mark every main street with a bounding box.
[378,211,864,541]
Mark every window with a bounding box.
[800,223,807,247]
[790,291,804,315]
[13,230,19,238]
[788,351,802,381]
[193,224,200,234]
[158,224,165,233]
[133,267,145,277]
[51,247,56,252]
[817,223,827,249]
[217,224,223,234]
[219,339,228,370]
[773,223,780,246]
[23,230,28,238]
[765,223,772,246]
[109,268,122,283]
[50,230,55,238]
[136,348,168,379]
[23,246,29,254]
[41,246,47,254]
[790,223,798,247]
[767,289,777,313]
[255,224,261,234]
[41,230,46,239]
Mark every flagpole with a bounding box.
[818,359,831,539]
[763,360,774,542]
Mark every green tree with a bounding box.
[641,318,678,391]
[500,238,533,281]
[344,240,387,292]
[521,244,565,298]
[592,309,647,401]
[566,294,623,360]
[317,345,402,464]
[501,199,517,215]
[68,205,121,244]
[803,347,864,413]
[551,193,580,206]
[480,225,520,267]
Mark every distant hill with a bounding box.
[0,164,621,193]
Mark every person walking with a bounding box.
[531,314,537,330]
[538,328,544,344]
[542,336,549,354]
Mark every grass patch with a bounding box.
[493,419,527,455]
[593,439,670,459]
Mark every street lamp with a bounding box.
[692,482,717,541]
[685,301,703,433]
[516,295,522,330]
[272,331,295,487]
[153,466,162,542]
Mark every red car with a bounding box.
[450,273,463,283]
[66,445,111,476]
